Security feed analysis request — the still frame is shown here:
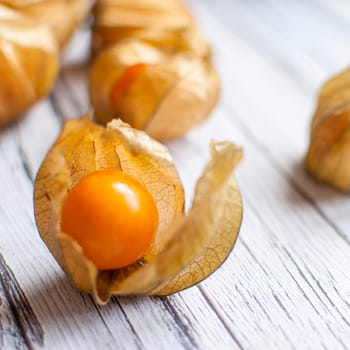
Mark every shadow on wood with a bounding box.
[284,160,346,205]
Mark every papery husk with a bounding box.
[90,40,220,141]
[93,0,193,30]
[92,25,209,59]
[0,6,58,127]
[34,117,242,304]
[112,141,243,297]
[305,67,350,190]
[34,117,185,301]
[90,0,218,140]
[91,0,209,57]
[3,0,92,48]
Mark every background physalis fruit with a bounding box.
[0,0,91,127]
[34,116,242,304]
[0,5,58,127]
[3,0,91,49]
[305,67,350,191]
[90,40,220,141]
[91,0,209,58]
[89,0,219,141]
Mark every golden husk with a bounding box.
[305,67,350,190]
[90,40,219,141]
[34,117,242,304]
[0,5,58,127]
[91,0,209,57]
[90,0,218,141]
[0,0,91,127]
[3,0,91,48]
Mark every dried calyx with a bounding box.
[3,0,91,48]
[34,116,242,304]
[0,0,90,127]
[0,0,219,141]
[90,0,220,141]
[91,0,209,57]
[305,67,350,190]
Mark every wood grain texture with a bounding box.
[183,1,350,348]
[0,1,350,349]
[194,0,350,240]
[0,254,43,350]
[0,274,28,350]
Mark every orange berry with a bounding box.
[110,63,148,108]
[61,169,158,270]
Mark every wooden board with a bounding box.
[1,0,350,349]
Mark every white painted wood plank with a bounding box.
[251,0,350,70]
[167,106,350,350]
[17,101,61,180]
[99,292,241,350]
[176,1,350,348]
[188,0,350,240]
[60,27,91,116]
[314,0,350,24]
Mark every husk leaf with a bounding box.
[91,0,208,57]
[90,40,219,141]
[93,0,193,28]
[0,7,58,127]
[4,0,91,48]
[92,0,210,57]
[110,141,243,296]
[34,117,242,304]
[90,0,218,141]
[34,117,184,303]
[305,67,350,190]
